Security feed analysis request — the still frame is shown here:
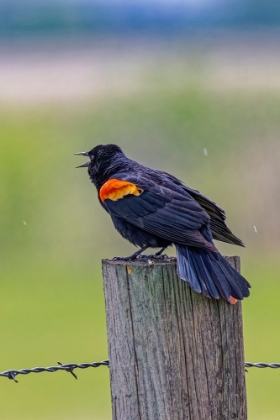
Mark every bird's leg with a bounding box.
[113,245,149,261]
[137,246,170,260]
[155,246,168,256]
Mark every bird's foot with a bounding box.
[112,253,170,262]
[112,246,149,261]
[113,255,137,261]
[112,246,172,262]
[137,253,169,260]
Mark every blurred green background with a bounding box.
[1,2,280,419]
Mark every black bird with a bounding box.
[75,144,250,304]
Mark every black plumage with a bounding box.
[75,144,250,303]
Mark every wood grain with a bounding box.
[102,256,247,420]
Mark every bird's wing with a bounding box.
[158,171,245,247]
[99,173,216,250]
[184,187,245,246]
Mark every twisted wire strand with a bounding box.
[0,360,109,382]
[0,360,279,382]
[245,362,280,369]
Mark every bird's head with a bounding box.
[75,144,124,187]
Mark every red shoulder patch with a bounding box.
[100,179,144,202]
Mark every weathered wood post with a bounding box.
[102,256,247,420]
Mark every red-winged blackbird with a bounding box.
[76,144,250,304]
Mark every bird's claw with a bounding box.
[112,253,171,262]
[137,253,169,260]
[112,255,136,261]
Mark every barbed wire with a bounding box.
[0,360,279,382]
[245,362,280,369]
[0,360,109,383]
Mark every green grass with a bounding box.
[243,257,280,420]
[1,87,280,419]
[0,261,110,419]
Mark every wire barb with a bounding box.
[0,360,109,382]
[57,361,78,380]
[0,360,279,382]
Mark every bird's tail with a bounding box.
[176,245,251,303]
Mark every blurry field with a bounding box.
[1,37,280,419]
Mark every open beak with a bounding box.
[76,161,89,168]
[75,151,89,168]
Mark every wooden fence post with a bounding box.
[102,256,247,420]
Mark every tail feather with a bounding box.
[191,251,219,299]
[206,254,243,300]
[217,253,250,296]
[199,250,233,300]
[178,247,201,293]
[176,245,250,303]
[211,252,250,297]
